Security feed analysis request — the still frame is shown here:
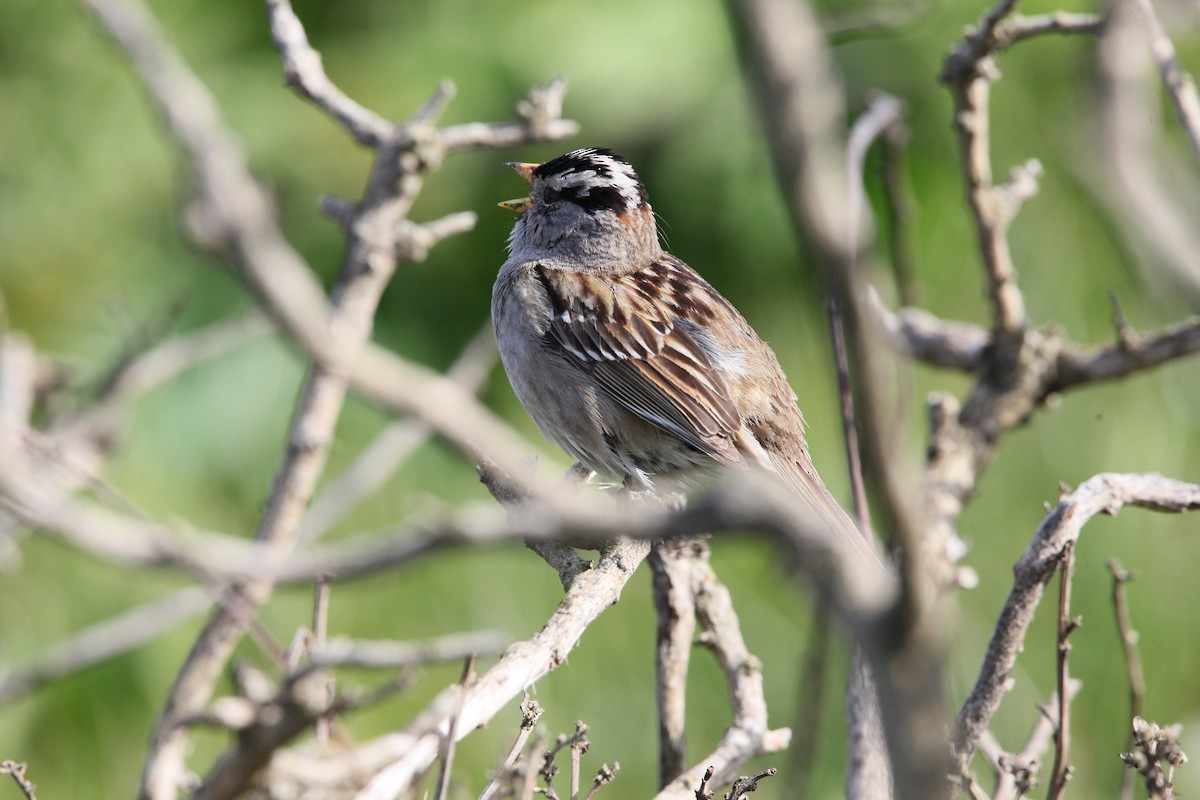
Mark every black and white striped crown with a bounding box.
[532,147,649,214]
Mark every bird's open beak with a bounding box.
[498,162,539,214]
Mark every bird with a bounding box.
[491,147,871,553]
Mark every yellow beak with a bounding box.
[505,162,538,182]
[498,161,540,215]
[498,196,534,213]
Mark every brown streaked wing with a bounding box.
[535,263,742,465]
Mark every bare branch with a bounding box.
[1046,543,1079,800]
[1121,717,1187,799]
[940,0,1035,341]
[264,0,392,146]
[845,648,893,799]
[300,324,498,541]
[725,0,947,793]
[0,761,39,800]
[654,555,791,799]
[0,587,209,704]
[74,312,273,432]
[356,538,652,800]
[478,697,544,800]
[307,631,508,671]
[1091,0,1200,299]
[394,212,479,263]
[993,12,1106,50]
[77,0,581,791]
[953,473,1200,773]
[870,295,989,372]
[434,656,477,800]
[1128,0,1200,165]
[990,681,1083,800]
[1051,317,1200,392]
[1109,559,1146,800]
[650,539,702,788]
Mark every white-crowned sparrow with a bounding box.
[493,147,867,549]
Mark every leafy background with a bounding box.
[2,0,1200,797]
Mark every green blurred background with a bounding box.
[2,0,1200,797]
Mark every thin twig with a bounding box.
[312,578,334,745]
[726,2,945,794]
[264,0,391,145]
[825,295,872,540]
[1109,558,1146,800]
[880,121,919,307]
[940,0,1032,342]
[0,761,38,800]
[0,587,209,704]
[993,12,1106,50]
[1127,0,1200,165]
[434,655,477,800]
[952,473,1200,773]
[299,323,498,541]
[726,767,777,799]
[694,766,716,800]
[478,696,544,800]
[986,680,1081,800]
[1046,542,1079,800]
[518,735,546,800]
[653,555,791,799]
[581,762,619,800]
[357,538,651,800]
[650,539,702,788]
[570,721,589,800]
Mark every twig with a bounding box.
[570,721,589,800]
[940,0,1033,342]
[1091,0,1200,300]
[1121,717,1187,799]
[726,0,946,793]
[306,631,509,671]
[1109,558,1146,800]
[952,473,1200,774]
[987,680,1081,800]
[993,12,1106,50]
[650,539,703,787]
[0,761,38,800]
[880,120,919,306]
[654,555,791,799]
[840,95,907,798]
[825,295,872,540]
[478,696,544,800]
[299,323,498,541]
[68,312,273,435]
[726,768,777,799]
[264,0,391,146]
[518,735,546,800]
[0,587,209,704]
[434,655,477,800]
[694,766,716,800]
[1046,542,1079,800]
[581,762,618,800]
[1127,0,1200,165]
[356,538,651,800]
[1051,317,1200,392]
[312,578,334,745]
[869,295,989,372]
[77,0,578,792]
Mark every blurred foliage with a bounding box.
[2,0,1200,797]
